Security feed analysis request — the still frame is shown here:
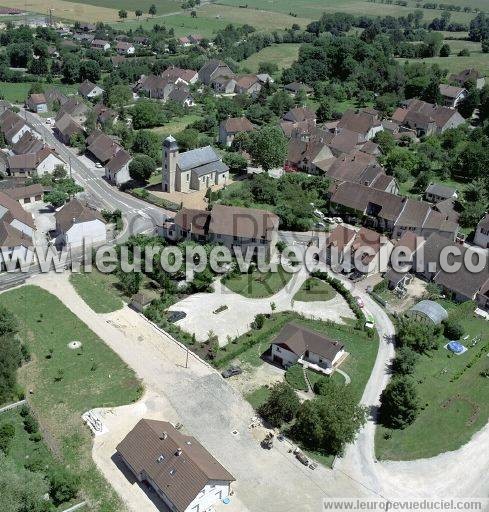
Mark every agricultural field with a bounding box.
[215,0,477,24]
[241,43,301,74]
[72,0,181,14]
[0,285,142,512]
[376,301,489,461]
[399,52,489,76]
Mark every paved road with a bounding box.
[21,110,172,238]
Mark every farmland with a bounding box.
[241,43,301,74]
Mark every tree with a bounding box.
[106,84,131,109]
[391,346,418,375]
[118,9,127,20]
[439,43,451,57]
[268,90,294,117]
[149,3,157,17]
[61,55,80,84]
[382,147,419,183]
[293,380,367,455]
[44,190,68,208]
[374,131,396,155]
[7,42,32,68]
[190,10,197,17]
[316,98,333,123]
[129,154,156,183]
[379,376,419,429]
[117,270,142,295]
[443,318,464,340]
[482,40,489,53]
[52,165,67,180]
[79,59,101,83]
[0,307,21,404]
[246,125,287,171]
[397,317,441,353]
[135,9,142,19]
[131,99,163,129]
[131,130,160,162]
[222,152,248,174]
[0,423,15,454]
[48,467,79,506]
[258,382,300,427]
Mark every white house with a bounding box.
[439,84,468,108]
[0,109,31,144]
[116,41,135,55]
[117,419,235,512]
[270,323,346,375]
[474,213,489,249]
[79,79,104,99]
[91,39,110,51]
[54,198,106,248]
[105,149,132,186]
[7,148,65,178]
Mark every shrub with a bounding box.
[258,382,300,427]
[443,319,464,340]
[252,314,266,330]
[48,467,80,506]
[23,414,39,434]
[0,423,15,454]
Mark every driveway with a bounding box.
[168,268,355,344]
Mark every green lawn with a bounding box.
[376,301,489,461]
[241,43,301,74]
[223,265,293,298]
[74,0,181,14]
[0,82,77,104]
[70,271,124,314]
[293,277,336,302]
[150,112,203,138]
[285,363,308,391]
[0,286,142,512]
[245,385,270,409]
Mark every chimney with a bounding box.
[159,431,168,440]
[176,448,182,456]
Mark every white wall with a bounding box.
[184,481,231,512]
[64,219,106,248]
[271,344,298,367]
[37,154,65,176]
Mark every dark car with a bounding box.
[221,366,243,378]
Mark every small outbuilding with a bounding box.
[405,300,448,325]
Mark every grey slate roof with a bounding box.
[178,146,220,171]
[192,160,229,177]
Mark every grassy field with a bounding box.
[241,43,301,74]
[223,266,293,298]
[0,285,142,512]
[0,82,77,104]
[70,0,181,14]
[70,271,124,314]
[376,301,489,461]
[293,277,336,303]
[216,0,476,24]
[150,112,203,138]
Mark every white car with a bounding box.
[333,217,343,224]
[313,209,325,219]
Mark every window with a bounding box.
[187,174,190,182]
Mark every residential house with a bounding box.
[285,139,335,173]
[474,213,489,249]
[283,82,313,96]
[198,59,234,85]
[282,107,316,124]
[0,191,35,270]
[105,149,132,186]
[322,224,356,266]
[136,75,175,100]
[86,131,122,164]
[55,198,106,248]
[161,66,198,85]
[45,88,69,109]
[54,113,84,145]
[392,99,465,136]
[26,93,48,113]
[12,131,43,155]
[56,97,89,125]
[79,79,104,100]
[439,84,467,108]
[0,100,11,114]
[424,183,457,204]
[234,74,261,95]
[270,323,346,375]
[4,183,44,205]
[178,36,191,46]
[219,117,255,147]
[211,76,237,94]
[162,204,279,257]
[348,227,393,274]
[412,232,453,281]
[91,39,110,51]
[449,68,485,90]
[116,41,135,55]
[0,109,31,144]
[93,104,117,126]
[116,419,235,512]
[189,34,204,44]
[336,109,383,142]
[162,136,229,193]
[7,148,65,178]
[167,86,195,107]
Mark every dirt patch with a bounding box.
[441,394,481,426]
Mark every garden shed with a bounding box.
[405,300,448,325]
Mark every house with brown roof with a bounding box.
[211,76,237,94]
[322,224,356,265]
[161,66,198,85]
[116,419,235,512]
[54,113,85,145]
[93,104,117,126]
[56,97,89,125]
[285,139,334,173]
[86,130,122,164]
[12,131,44,155]
[348,227,394,275]
[424,183,458,203]
[91,39,110,51]
[105,149,132,186]
[449,68,485,90]
[116,41,135,55]
[162,204,279,257]
[438,84,467,108]
[3,184,44,205]
[198,59,233,86]
[283,107,316,124]
[26,93,48,113]
[0,109,31,144]
[234,74,261,95]
[79,79,104,100]
[219,117,255,146]
[270,323,346,375]
[168,86,195,107]
[283,82,313,96]
[55,198,106,248]
[7,147,65,178]
[336,109,383,142]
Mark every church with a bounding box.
[162,135,230,193]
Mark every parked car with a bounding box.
[314,222,326,229]
[313,209,325,219]
[333,217,343,223]
[354,295,364,308]
[294,450,309,466]
[221,366,243,379]
[261,432,274,449]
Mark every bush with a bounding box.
[0,423,15,454]
[23,414,39,434]
[443,319,464,340]
[258,381,300,427]
[379,376,419,429]
[48,467,80,506]
[252,313,266,330]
